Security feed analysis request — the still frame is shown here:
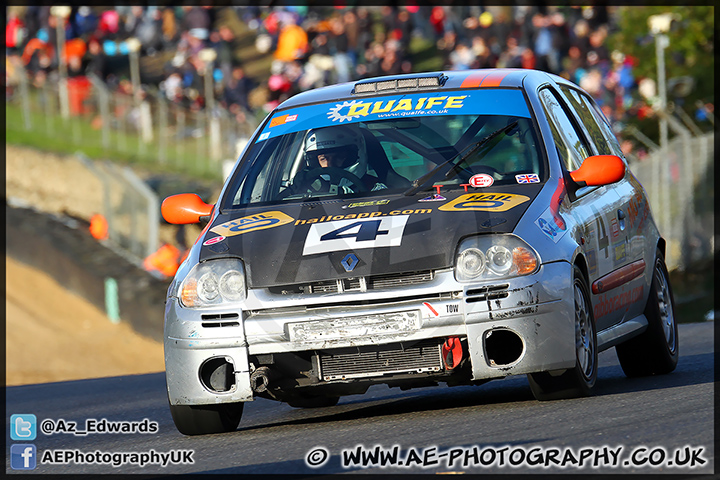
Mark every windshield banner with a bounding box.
[256,89,531,143]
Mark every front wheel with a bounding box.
[528,265,598,401]
[169,401,244,436]
[615,249,679,377]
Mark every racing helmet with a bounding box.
[303,126,367,177]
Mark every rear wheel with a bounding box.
[615,250,678,377]
[169,401,244,436]
[528,265,598,401]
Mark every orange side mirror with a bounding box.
[161,194,214,224]
[570,155,626,187]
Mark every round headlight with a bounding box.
[197,272,219,302]
[457,248,487,278]
[486,245,513,275]
[219,270,245,301]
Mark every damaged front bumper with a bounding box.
[164,261,575,406]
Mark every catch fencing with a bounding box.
[626,129,714,272]
[7,63,256,181]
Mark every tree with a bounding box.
[607,6,714,142]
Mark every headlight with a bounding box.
[457,248,487,278]
[455,235,538,282]
[179,258,246,307]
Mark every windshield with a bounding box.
[223,89,545,209]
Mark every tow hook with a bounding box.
[442,337,463,370]
[250,366,273,393]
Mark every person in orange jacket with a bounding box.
[89,213,109,240]
[143,243,182,278]
[274,16,308,62]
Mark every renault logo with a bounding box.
[341,253,359,272]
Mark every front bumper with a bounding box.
[165,262,575,405]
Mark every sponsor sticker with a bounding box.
[211,211,294,237]
[257,132,270,141]
[328,95,468,123]
[613,240,627,263]
[515,173,540,184]
[203,235,225,246]
[469,174,494,187]
[535,206,568,243]
[419,194,446,202]
[342,199,390,209]
[438,193,530,212]
[269,113,298,127]
[610,217,620,238]
[302,216,409,255]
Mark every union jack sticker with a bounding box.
[515,173,540,184]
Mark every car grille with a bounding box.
[318,338,444,381]
[269,271,434,295]
[465,284,509,303]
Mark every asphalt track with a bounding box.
[5,322,714,475]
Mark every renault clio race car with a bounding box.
[161,68,678,435]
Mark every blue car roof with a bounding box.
[276,69,559,111]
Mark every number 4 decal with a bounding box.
[320,220,389,242]
[303,216,409,255]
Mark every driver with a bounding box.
[289,126,387,195]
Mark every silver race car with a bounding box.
[161,69,678,435]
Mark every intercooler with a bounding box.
[317,338,445,381]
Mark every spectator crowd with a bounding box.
[6,5,713,161]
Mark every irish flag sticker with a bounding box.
[469,173,494,187]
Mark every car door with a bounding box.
[558,85,648,324]
[537,86,626,331]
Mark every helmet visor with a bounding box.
[307,146,357,168]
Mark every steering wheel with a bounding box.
[301,167,367,193]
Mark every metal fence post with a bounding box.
[158,95,168,164]
[196,112,203,174]
[42,83,54,135]
[17,63,32,130]
[89,74,111,151]
[177,107,185,169]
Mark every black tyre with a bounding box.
[169,401,244,436]
[615,250,679,377]
[286,395,340,408]
[528,265,598,401]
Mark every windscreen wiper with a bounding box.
[403,120,519,196]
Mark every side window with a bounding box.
[560,85,624,158]
[587,97,625,158]
[538,88,591,171]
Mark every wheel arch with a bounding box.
[572,251,589,284]
[657,237,667,260]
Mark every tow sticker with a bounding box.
[211,211,294,237]
[303,215,409,255]
[438,193,530,212]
